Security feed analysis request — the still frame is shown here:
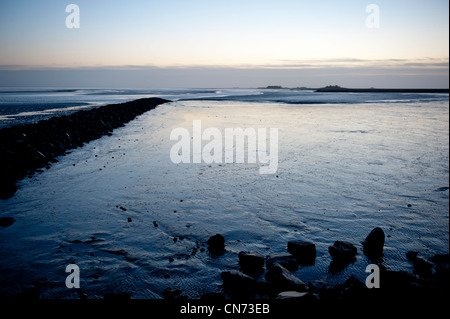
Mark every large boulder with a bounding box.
[207,234,225,252]
[238,251,265,274]
[0,217,16,227]
[329,241,357,262]
[265,263,306,293]
[266,253,299,271]
[406,251,433,277]
[221,270,257,295]
[362,227,385,257]
[287,240,316,265]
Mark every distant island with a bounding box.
[257,85,449,93]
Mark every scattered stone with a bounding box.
[163,287,182,299]
[308,280,329,294]
[207,234,225,252]
[238,251,265,274]
[406,251,419,261]
[127,217,132,222]
[168,257,174,262]
[429,253,450,264]
[329,241,357,262]
[0,217,16,227]
[266,253,299,271]
[221,270,257,295]
[265,263,306,293]
[339,275,367,299]
[406,251,433,277]
[287,240,316,265]
[362,227,385,257]
[153,221,158,227]
[119,206,126,211]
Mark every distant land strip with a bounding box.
[0,97,171,199]
[315,87,449,93]
[259,85,449,93]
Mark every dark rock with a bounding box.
[362,227,385,257]
[339,275,368,300]
[329,241,357,262]
[127,217,132,222]
[265,263,306,293]
[162,287,182,299]
[266,253,299,271]
[221,270,257,295]
[287,240,316,265]
[380,269,426,295]
[0,217,16,227]
[238,251,265,274]
[308,280,329,293]
[429,253,450,264]
[406,251,419,261]
[406,252,433,277]
[207,234,225,252]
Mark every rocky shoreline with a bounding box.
[0,97,170,200]
[157,229,449,307]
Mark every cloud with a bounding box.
[0,57,448,71]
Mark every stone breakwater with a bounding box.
[0,97,171,199]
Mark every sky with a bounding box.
[0,0,448,88]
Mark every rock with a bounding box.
[266,253,299,271]
[329,241,357,262]
[406,251,419,261]
[162,287,182,299]
[0,217,16,227]
[238,251,265,274]
[339,275,367,300]
[308,280,329,293]
[406,252,433,277]
[381,270,425,292]
[221,270,257,295]
[429,253,450,264]
[362,227,385,257]
[287,240,316,265]
[207,234,225,252]
[265,263,306,293]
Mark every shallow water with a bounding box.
[0,96,448,299]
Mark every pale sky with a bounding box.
[0,0,448,88]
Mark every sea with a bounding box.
[0,87,448,298]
